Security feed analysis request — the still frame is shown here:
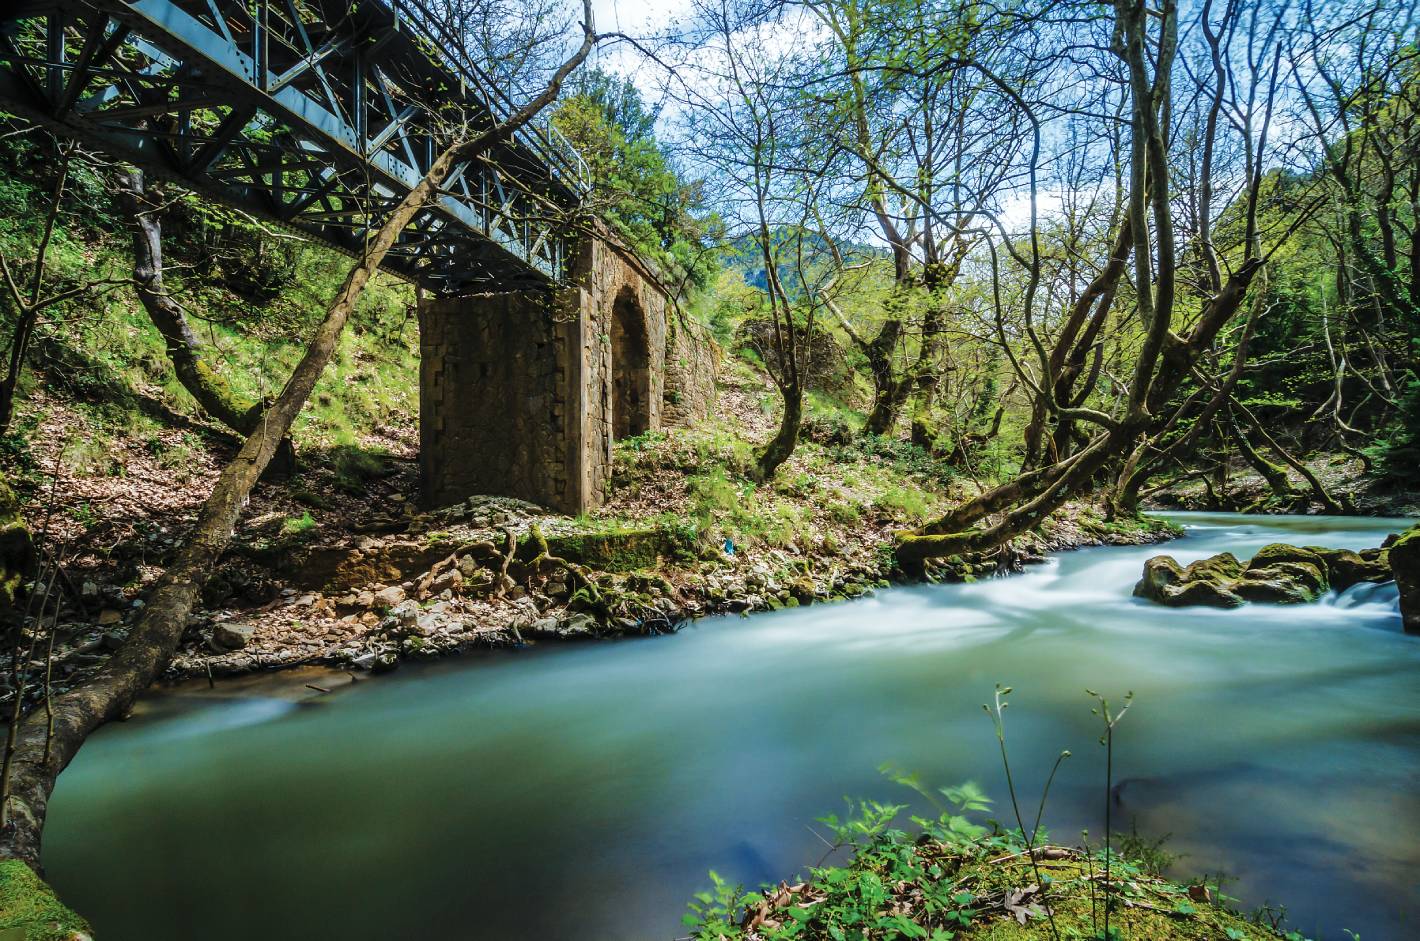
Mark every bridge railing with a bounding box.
[383,0,591,194]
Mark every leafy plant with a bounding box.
[280,511,316,537]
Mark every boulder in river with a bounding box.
[1233,561,1327,604]
[1390,524,1420,634]
[1135,540,1393,608]
[1133,552,1244,607]
[1306,546,1391,590]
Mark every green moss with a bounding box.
[1393,523,1420,551]
[536,525,694,573]
[946,857,1271,939]
[0,860,92,941]
[0,473,34,611]
[280,511,317,538]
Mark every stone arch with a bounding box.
[610,287,652,439]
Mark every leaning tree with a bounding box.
[0,0,602,875]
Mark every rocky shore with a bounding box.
[116,493,1175,684]
[156,499,1176,681]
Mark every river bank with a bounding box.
[13,370,1184,692]
[162,496,1176,682]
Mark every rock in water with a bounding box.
[1133,555,1183,601]
[1164,578,1243,608]
[1183,551,1244,583]
[1247,543,1324,571]
[1136,539,1395,609]
[1390,525,1420,634]
[1306,546,1392,590]
[1134,552,1245,607]
[1234,562,1326,604]
[1239,548,1329,603]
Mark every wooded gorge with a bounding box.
[0,0,1417,938]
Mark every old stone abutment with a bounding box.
[418,237,718,514]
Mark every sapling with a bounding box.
[984,683,1069,941]
[1087,688,1134,941]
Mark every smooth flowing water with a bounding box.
[43,513,1419,940]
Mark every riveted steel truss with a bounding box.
[0,0,589,292]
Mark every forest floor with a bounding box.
[1147,452,1420,518]
[9,362,1178,697]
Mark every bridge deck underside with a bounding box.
[0,0,584,292]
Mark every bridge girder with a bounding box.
[0,0,588,292]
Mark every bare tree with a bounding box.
[115,169,268,436]
[893,0,1299,567]
[674,0,841,480]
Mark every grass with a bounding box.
[0,859,91,941]
[603,372,949,559]
[280,511,317,537]
[1,147,418,502]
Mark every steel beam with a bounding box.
[0,0,587,292]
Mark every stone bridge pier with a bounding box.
[418,238,718,514]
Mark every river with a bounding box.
[42,512,1419,939]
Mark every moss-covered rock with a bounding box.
[1181,551,1243,583]
[1305,546,1392,590]
[1134,552,1244,607]
[0,859,92,941]
[0,474,35,615]
[1139,538,1407,610]
[1133,555,1184,601]
[538,525,693,573]
[1163,576,1244,608]
[1390,524,1420,634]
[686,832,1300,941]
[1235,561,1327,603]
[1247,542,1325,572]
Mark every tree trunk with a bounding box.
[909,389,938,450]
[863,318,908,436]
[753,381,803,482]
[1225,411,1293,499]
[116,169,263,435]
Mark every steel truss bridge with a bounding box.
[0,0,589,291]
